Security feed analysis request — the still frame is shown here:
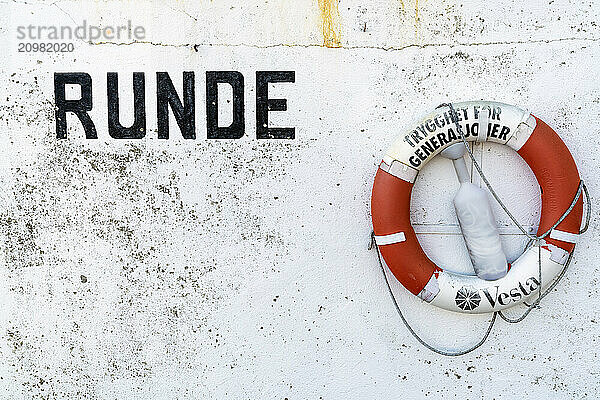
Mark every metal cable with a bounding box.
[374,102,592,355]
[441,102,588,242]
[498,249,575,323]
[372,233,498,356]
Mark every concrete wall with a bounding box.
[1,0,599,398]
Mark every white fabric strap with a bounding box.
[477,106,489,142]
[549,229,579,244]
[379,160,418,183]
[374,232,406,246]
[418,275,440,302]
[507,114,536,150]
[547,244,570,265]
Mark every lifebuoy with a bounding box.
[371,101,584,313]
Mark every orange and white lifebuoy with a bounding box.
[371,101,584,313]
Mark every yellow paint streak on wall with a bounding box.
[414,0,420,40]
[397,0,405,13]
[397,0,420,40]
[318,0,341,48]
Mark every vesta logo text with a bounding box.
[481,277,540,308]
[53,71,295,140]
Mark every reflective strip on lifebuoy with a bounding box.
[371,101,584,314]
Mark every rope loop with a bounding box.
[373,102,592,355]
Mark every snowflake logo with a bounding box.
[455,287,481,311]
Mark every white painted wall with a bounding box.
[1,0,599,398]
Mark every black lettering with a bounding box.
[156,72,195,139]
[420,141,435,157]
[490,123,500,138]
[206,71,245,139]
[474,123,481,137]
[453,110,462,122]
[510,288,522,301]
[107,72,146,139]
[411,130,424,144]
[416,124,428,138]
[256,71,295,139]
[463,126,470,138]
[415,149,426,161]
[425,119,436,133]
[447,127,458,141]
[482,287,498,307]
[434,115,445,128]
[492,106,501,120]
[526,277,540,292]
[436,132,449,146]
[498,292,510,305]
[54,72,97,139]
[444,112,451,125]
[409,155,421,168]
[499,126,510,141]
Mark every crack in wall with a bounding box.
[88,36,600,52]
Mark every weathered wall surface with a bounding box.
[1,0,599,398]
